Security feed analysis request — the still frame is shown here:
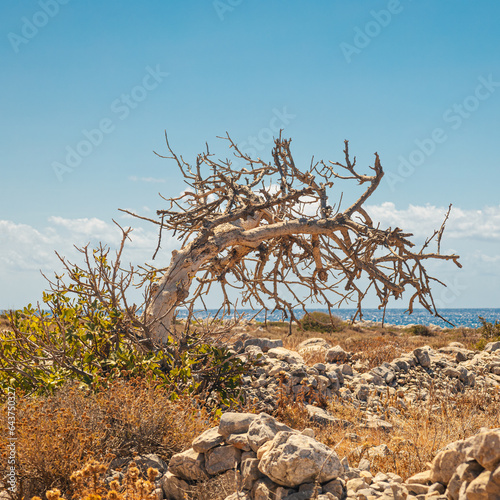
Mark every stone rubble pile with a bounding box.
[406,428,500,500]
[100,338,500,500]
[157,412,500,500]
[232,337,500,430]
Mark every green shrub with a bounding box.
[407,324,433,337]
[478,316,500,340]
[300,311,343,333]
[0,233,250,408]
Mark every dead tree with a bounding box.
[122,133,461,343]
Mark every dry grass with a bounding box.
[252,320,482,369]
[275,385,500,481]
[0,377,213,499]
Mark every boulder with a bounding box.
[240,457,263,490]
[468,430,500,471]
[205,445,241,475]
[247,413,294,452]
[225,433,252,451]
[485,341,500,353]
[168,448,209,481]
[161,471,190,500]
[192,427,224,453]
[413,347,431,368]
[465,470,500,499]
[258,431,342,487]
[325,345,349,363]
[218,412,259,438]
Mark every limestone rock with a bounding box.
[161,471,190,500]
[247,413,294,452]
[322,478,345,498]
[268,346,305,365]
[297,338,331,357]
[241,457,263,490]
[485,341,500,353]
[192,426,224,453]
[465,470,500,500]
[468,430,500,471]
[168,448,208,481]
[430,448,466,485]
[226,433,252,451]
[244,337,283,352]
[218,412,259,438]
[325,345,349,363]
[406,470,432,485]
[258,431,342,487]
[413,347,431,368]
[252,477,290,500]
[205,445,241,475]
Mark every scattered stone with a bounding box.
[192,427,224,453]
[325,345,350,363]
[258,431,342,487]
[218,412,259,438]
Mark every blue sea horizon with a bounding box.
[175,308,500,329]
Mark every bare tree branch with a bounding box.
[125,134,461,342]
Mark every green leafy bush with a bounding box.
[0,229,249,408]
[300,311,343,333]
[478,316,500,340]
[407,324,433,337]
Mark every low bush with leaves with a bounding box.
[0,226,251,408]
[407,324,433,337]
[478,316,500,341]
[300,311,344,333]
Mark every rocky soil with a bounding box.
[105,337,500,500]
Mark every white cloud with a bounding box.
[129,176,166,183]
[365,202,500,241]
[0,217,177,275]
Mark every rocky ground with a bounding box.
[103,333,500,500]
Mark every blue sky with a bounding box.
[1,0,499,311]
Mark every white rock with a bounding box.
[258,431,342,487]
[247,413,294,452]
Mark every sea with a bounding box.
[176,308,500,329]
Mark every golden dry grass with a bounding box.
[0,377,214,499]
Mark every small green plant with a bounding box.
[478,316,500,340]
[407,324,433,337]
[300,311,343,333]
